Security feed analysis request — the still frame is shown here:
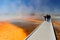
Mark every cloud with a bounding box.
[0,0,60,14]
[20,0,60,14]
[0,0,60,21]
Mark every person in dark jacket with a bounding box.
[44,14,51,22]
[44,16,46,21]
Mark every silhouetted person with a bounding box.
[44,14,51,22]
[44,16,46,21]
[47,15,51,21]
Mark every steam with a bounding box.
[0,0,60,14]
[0,0,60,21]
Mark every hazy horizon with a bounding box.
[0,0,60,21]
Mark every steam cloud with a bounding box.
[0,0,60,14]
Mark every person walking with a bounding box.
[44,14,51,22]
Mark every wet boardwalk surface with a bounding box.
[26,21,56,40]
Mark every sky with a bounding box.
[0,0,60,14]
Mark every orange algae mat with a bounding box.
[0,22,27,40]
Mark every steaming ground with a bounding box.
[9,18,60,40]
[10,19,43,34]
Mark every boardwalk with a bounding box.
[26,21,56,40]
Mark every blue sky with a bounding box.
[0,0,60,14]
